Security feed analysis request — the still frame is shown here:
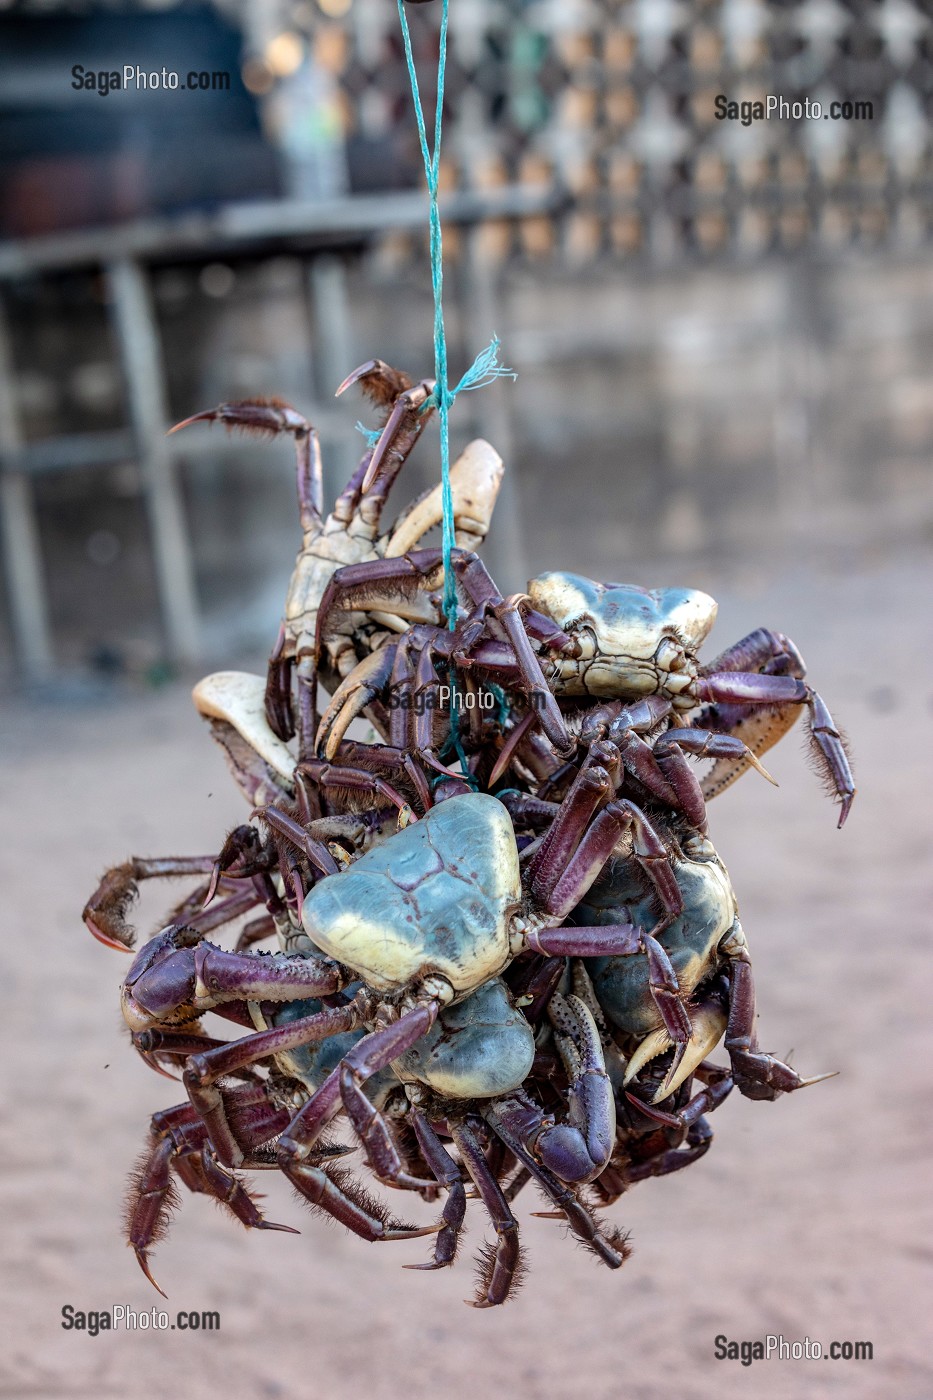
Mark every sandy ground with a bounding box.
[1,545,931,1400]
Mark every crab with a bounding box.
[527,574,856,827]
[122,954,633,1304]
[310,562,853,829]
[116,768,693,1276]
[170,362,504,759]
[568,819,835,1106]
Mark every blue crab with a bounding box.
[570,823,835,1106]
[527,573,856,828]
[308,558,854,830]
[117,776,681,1297]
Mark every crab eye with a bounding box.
[655,638,686,672]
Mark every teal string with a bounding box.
[396,0,515,631]
[397,0,514,788]
[355,335,515,448]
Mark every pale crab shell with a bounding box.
[287,437,505,654]
[300,793,521,995]
[384,437,504,557]
[582,838,737,1100]
[584,842,737,1038]
[192,671,294,784]
[527,573,718,699]
[391,976,535,1099]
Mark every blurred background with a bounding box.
[1,0,931,684]
[1,4,931,1399]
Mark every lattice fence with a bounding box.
[317,0,933,263]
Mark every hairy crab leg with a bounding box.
[486,1103,632,1273]
[324,740,434,815]
[449,1118,524,1308]
[695,664,854,825]
[296,757,414,816]
[183,1001,365,1167]
[84,856,218,950]
[337,1066,435,1191]
[250,806,340,880]
[404,1111,467,1271]
[128,1087,295,1296]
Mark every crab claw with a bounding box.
[624,1001,728,1103]
[121,929,199,1033]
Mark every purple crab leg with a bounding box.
[297,757,413,815]
[360,378,435,498]
[534,796,683,928]
[489,708,539,785]
[449,1118,523,1308]
[251,805,340,879]
[704,626,805,678]
[277,1005,443,1241]
[184,887,266,936]
[278,1002,440,1160]
[486,1097,630,1272]
[338,1065,435,1191]
[724,951,836,1100]
[83,855,218,950]
[526,762,613,903]
[128,1088,296,1296]
[184,1002,364,1167]
[265,623,296,742]
[696,673,854,825]
[330,740,434,814]
[404,1111,468,1271]
[696,671,809,706]
[524,924,643,957]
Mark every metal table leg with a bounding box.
[308,253,358,501]
[107,257,200,665]
[0,295,53,682]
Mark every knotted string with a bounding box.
[355,335,514,451]
[395,0,515,628]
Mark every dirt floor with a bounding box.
[1,543,931,1400]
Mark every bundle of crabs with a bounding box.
[84,361,855,1307]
